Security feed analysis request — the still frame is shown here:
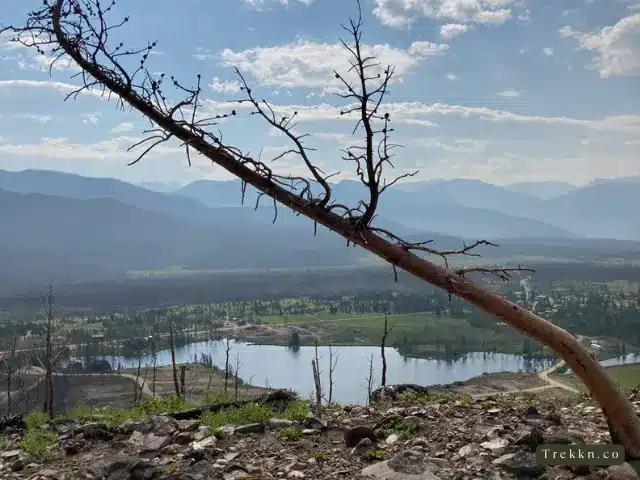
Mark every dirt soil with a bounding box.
[121,363,273,403]
[428,372,547,396]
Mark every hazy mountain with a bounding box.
[504,181,577,200]
[3,169,640,290]
[177,178,576,239]
[137,181,183,193]
[175,179,253,207]
[539,181,640,240]
[0,169,218,222]
[0,189,363,289]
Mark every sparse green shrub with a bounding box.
[387,418,420,436]
[455,394,473,405]
[25,411,48,430]
[200,404,271,430]
[20,429,59,460]
[282,400,310,422]
[361,449,385,461]
[277,427,302,441]
[203,391,234,405]
[397,391,438,404]
[63,395,195,428]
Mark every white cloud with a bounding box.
[18,114,52,124]
[204,98,640,133]
[422,137,489,153]
[0,136,182,162]
[210,77,242,93]
[496,89,520,97]
[81,113,101,125]
[111,122,135,133]
[244,0,313,8]
[0,79,118,100]
[440,23,471,39]
[517,9,531,21]
[1,31,79,72]
[373,0,518,28]
[445,73,459,81]
[542,47,554,56]
[559,14,640,77]
[216,39,448,90]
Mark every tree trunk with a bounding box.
[180,365,187,398]
[169,322,180,398]
[48,7,640,457]
[46,366,54,419]
[381,314,389,387]
[311,359,322,418]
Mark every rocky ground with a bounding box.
[0,389,639,480]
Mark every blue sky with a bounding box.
[0,0,638,187]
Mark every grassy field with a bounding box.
[551,363,640,393]
[251,311,555,356]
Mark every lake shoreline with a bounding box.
[92,338,558,404]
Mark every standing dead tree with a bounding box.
[133,348,144,405]
[322,342,339,406]
[233,353,243,402]
[35,283,69,418]
[224,339,232,394]
[3,327,20,417]
[364,354,375,406]
[168,320,180,398]
[380,314,397,387]
[311,340,323,417]
[4,0,640,458]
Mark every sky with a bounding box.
[0,0,638,187]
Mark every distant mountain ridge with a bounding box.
[1,168,639,291]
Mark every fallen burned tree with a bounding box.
[3,0,639,459]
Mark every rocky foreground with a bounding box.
[0,389,639,480]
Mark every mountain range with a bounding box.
[1,169,638,293]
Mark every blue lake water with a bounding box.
[99,340,556,404]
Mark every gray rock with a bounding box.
[360,450,441,480]
[524,406,540,417]
[607,463,640,480]
[139,415,177,436]
[183,459,221,479]
[172,431,194,445]
[386,433,401,445]
[458,443,480,458]
[193,426,211,441]
[351,437,375,456]
[82,422,112,441]
[302,415,327,431]
[217,425,236,437]
[234,423,265,434]
[118,420,142,435]
[0,450,22,460]
[493,451,546,478]
[344,425,377,448]
[177,420,201,432]
[544,412,562,426]
[544,430,585,445]
[268,418,296,429]
[480,438,509,454]
[84,454,159,480]
[191,436,218,452]
[128,430,172,453]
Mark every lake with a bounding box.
[99,340,555,404]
